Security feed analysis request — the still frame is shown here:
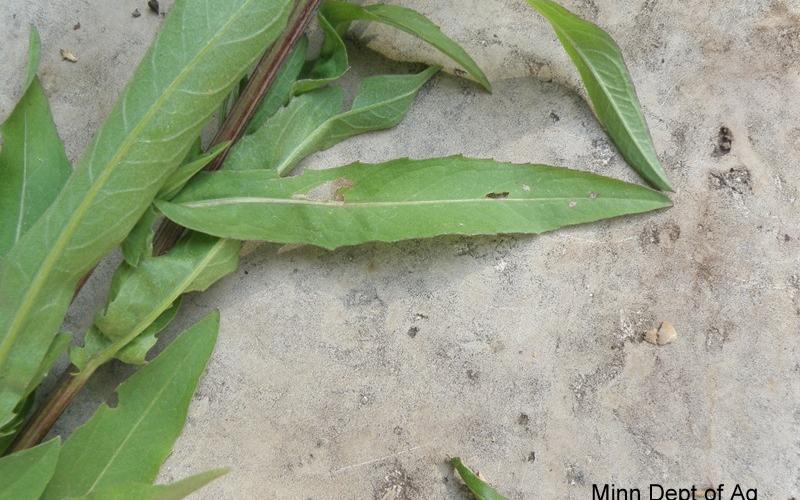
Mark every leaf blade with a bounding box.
[0,438,61,500]
[158,156,671,250]
[0,27,71,259]
[321,0,490,91]
[292,13,349,95]
[450,457,508,500]
[275,67,438,175]
[526,0,672,191]
[67,468,228,500]
[43,313,220,498]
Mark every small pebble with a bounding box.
[73,22,80,30]
[60,49,78,63]
[148,0,160,14]
[132,8,141,17]
[644,321,678,346]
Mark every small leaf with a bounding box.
[71,234,237,371]
[450,457,507,500]
[157,155,672,250]
[0,438,61,500]
[232,68,437,176]
[247,36,308,133]
[43,313,220,499]
[292,13,349,95]
[121,206,158,267]
[321,0,490,91]
[66,468,228,500]
[227,86,344,172]
[70,300,180,370]
[526,0,672,191]
[158,141,232,200]
[114,299,180,365]
[0,27,71,259]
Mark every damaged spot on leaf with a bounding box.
[292,177,355,203]
[485,192,509,199]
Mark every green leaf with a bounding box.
[67,469,228,500]
[121,206,158,267]
[157,155,672,250]
[321,0,490,91]
[526,0,672,191]
[236,67,437,176]
[247,36,308,133]
[70,300,180,370]
[43,313,220,499]
[292,13,349,95]
[23,26,41,92]
[450,457,507,500]
[72,234,238,372]
[0,438,61,500]
[0,0,292,428]
[158,141,232,201]
[227,86,344,172]
[0,28,71,260]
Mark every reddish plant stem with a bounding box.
[10,0,321,453]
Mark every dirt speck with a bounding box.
[714,126,734,156]
[549,111,560,122]
[132,8,141,17]
[148,0,160,14]
[466,369,479,383]
[73,22,80,30]
[517,413,530,427]
[709,167,752,194]
[527,451,536,463]
[406,326,419,338]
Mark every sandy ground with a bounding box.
[1,0,799,498]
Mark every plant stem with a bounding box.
[10,0,321,453]
[8,367,89,452]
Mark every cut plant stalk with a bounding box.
[9,0,321,453]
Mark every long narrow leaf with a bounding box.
[0,27,71,259]
[526,0,672,191]
[0,0,292,428]
[233,67,437,176]
[450,457,507,500]
[0,438,60,500]
[157,156,671,250]
[68,468,228,500]
[43,313,220,499]
[321,0,490,91]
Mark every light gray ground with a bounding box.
[2,0,799,498]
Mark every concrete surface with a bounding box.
[2,0,800,498]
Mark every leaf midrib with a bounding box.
[0,0,276,367]
[179,194,663,208]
